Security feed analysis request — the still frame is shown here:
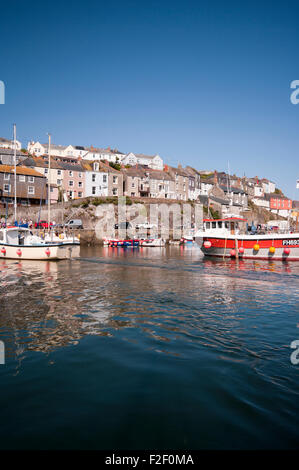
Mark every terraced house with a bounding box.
[122,166,176,199]
[0,165,47,206]
[145,169,175,199]
[102,162,123,197]
[21,156,63,204]
[122,167,145,197]
[59,161,85,200]
[165,165,189,201]
[81,161,110,197]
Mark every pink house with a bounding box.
[59,161,85,200]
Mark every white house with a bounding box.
[253,184,264,197]
[27,141,89,159]
[0,137,22,151]
[121,153,163,170]
[121,152,137,166]
[252,197,270,209]
[199,179,214,195]
[82,147,124,164]
[81,161,109,197]
[261,179,276,194]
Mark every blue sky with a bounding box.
[0,0,298,197]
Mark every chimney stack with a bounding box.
[214,170,218,185]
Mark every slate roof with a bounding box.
[0,164,45,177]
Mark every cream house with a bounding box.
[0,137,22,151]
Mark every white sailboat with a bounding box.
[0,127,80,260]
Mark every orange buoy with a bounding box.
[269,246,275,254]
[253,244,260,251]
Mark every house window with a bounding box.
[79,173,82,178]
[92,174,96,182]
[44,168,48,174]
[28,186,35,194]
[57,170,62,176]
[69,171,73,177]
[92,187,96,195]
[57,179,62,185]
[112,188,118,195]
[78,192,82,198]
[4,173,10,180]
[4,184,11,192]
[103,175,107,183]
[19,175,25,182]
[113,176,118,184]
[78,181,83,187]
[69,180,74,187]
[50,187,53,193]
[28,176,34,183]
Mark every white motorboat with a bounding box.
[140,238,166,247]
[0,227,80,260]
[44,231,80,245]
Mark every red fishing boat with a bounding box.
[195,217,299,261]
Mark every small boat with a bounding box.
[180,236,194,244]
[195,217,299,261]
[139,238,166,247]
[44,231,80,245]
[103,238,139,247]
[0,227,80,260]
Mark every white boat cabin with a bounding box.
[202,218,247,236]
[0,228,45,246]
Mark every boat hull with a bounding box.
[140,239,166,247]
[0,242,80,260]
[196,235,299,261]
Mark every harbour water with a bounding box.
[0,245,299,449]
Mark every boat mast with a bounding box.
[47,133,51,231]
[13,124,17,223]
